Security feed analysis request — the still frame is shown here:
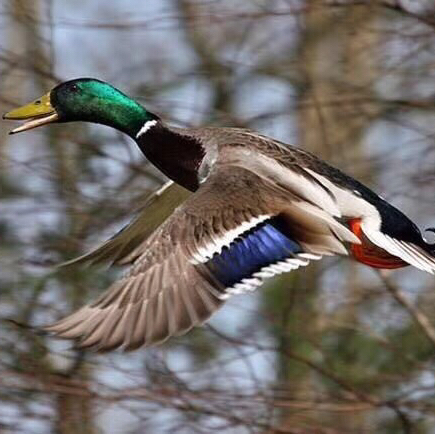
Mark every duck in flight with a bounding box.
[4,78,435,351]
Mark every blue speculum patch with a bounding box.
[205,219,302,287]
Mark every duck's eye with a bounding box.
[70,84,79,92]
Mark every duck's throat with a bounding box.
[135,123,205,191]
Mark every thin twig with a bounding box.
[379,270,435,348]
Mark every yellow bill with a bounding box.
[3,92,59,134]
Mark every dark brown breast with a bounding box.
[136,123,205,192]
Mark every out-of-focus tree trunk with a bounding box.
[176,0,236,125]
[6,2,96,433]
[55,373,95,434]
[271,1,382,431]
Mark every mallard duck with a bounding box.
[4,78,435,351]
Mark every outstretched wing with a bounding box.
[61,181,191,267]
[46,163,358,351]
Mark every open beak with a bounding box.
[3,92,59,134]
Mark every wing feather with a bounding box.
[46,164,357,350]
[60,182,191,267]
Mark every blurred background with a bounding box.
[1,1,435,433]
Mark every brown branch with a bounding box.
[379,270,435,348]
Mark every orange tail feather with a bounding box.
[349,219,407,269]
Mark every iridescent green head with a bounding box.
[3,78,158,138]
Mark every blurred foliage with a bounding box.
[0,0,435,433]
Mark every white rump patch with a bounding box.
[136,120,158,138]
